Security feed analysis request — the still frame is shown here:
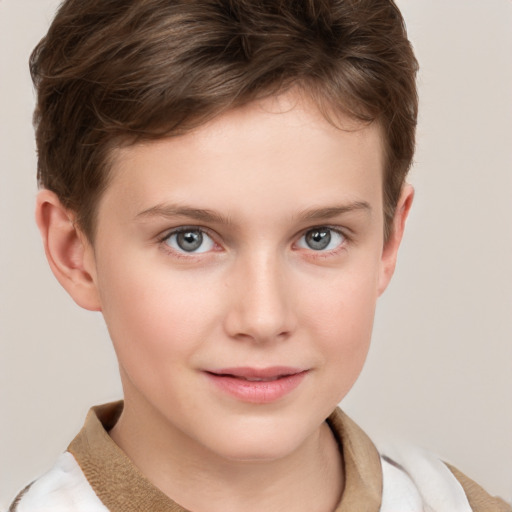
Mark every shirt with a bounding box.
[9,401,511,511]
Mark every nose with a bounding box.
[223,251,296,343]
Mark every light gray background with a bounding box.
[1,0,511,507]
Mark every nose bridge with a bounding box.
[224,247,295,342]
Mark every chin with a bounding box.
[215,438,303,463]
[198,414,319,463]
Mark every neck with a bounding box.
[110,394,344,512]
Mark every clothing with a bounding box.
[9,402,511,512]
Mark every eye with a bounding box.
[296,227,345,251]
[164,228,215,253]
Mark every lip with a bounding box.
[204,366,308,404]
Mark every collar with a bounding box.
[68,401,382,512]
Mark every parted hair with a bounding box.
[30,0,418,241]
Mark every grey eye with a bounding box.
[305,229,331,250]
[297,228,344,251]
[177,230,203,251]
[165,229,215,253]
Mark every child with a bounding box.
[8,0,510,510]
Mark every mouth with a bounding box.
[235,376,285,382]
[204,367,308,403]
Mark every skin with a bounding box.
[37,91,413,512]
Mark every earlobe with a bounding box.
[377,184,414,296]
[35,189,102,311]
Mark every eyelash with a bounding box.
[295,226,349,256]
[158,226,220,259]
[158,225,350,258]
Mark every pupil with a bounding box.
[177,230,203,251]
[306,229,331,250]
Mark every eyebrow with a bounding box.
[297,201,372,221]
[136,204,232,224]
[136,200,371,224]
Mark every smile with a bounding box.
[204,367,309,403]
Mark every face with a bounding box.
[84,92,403,463]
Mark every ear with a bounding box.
[377,183,414,296]
[35,189,101,311]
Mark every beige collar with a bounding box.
[68,401,382,512]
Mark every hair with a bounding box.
[30,0,418,241]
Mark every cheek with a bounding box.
[96,260,218,372]
[318,292,375,369]
[301,262,379,334]
[299,266,379,386]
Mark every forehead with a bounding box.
[103,92,384,222]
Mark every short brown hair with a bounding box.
[30,0,418,241]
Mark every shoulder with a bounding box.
[328,408,510,512]
[446,463,512,512]
[8,452,108,512]
[379,443,511,512]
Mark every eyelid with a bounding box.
[294,225,350,252]
[158,224,215,241]
[158,225,221,255]
[156,224,351,257]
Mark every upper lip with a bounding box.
[205,366,307,381]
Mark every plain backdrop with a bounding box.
[1,0,511,508]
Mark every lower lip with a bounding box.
[205,371,308,404]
